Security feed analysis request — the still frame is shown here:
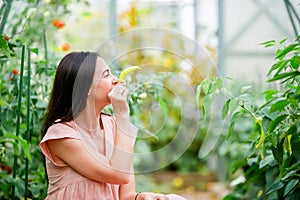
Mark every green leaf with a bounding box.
[30,48,39,55]
[279,38,288,45]
[290,55,300,69]
[276,44,299,59]
[3,134,31,161]
[291,135,300,161]
[224,76,236,81]
[268,63,279,76]
[273,60,290,76]
[136,126,159,140]
[230,111,242,123]
[35,101,48,108]
[268,59,290,76]
[260,40,275,47]
[196,84,201,109]
[268,130,278,147]
[202,105,206,119]
[280,125,297,141]
[81,11,93,17]
[226,121,235,140]
[280,156,293,178]
[270,100,288,113]
[223,194,243,200]
[284,179,299,197]
[267,181,284,194]
[268,71,299,82]
[287,162,300,174]
[282,170,298,181]
[0,99,8,107]
[259,155,276,168]
[263,89,278,101]
[157,96,168,116]
[231,158,247,173]
[238,93,254,102]
[229,98,239,114]
[202,94,213,119]
[268,114,288,134]
[200,79,210,95]
[247,131,260,142]
[271,143,283,164]
[0,36,11,57]
[240,85,252,93]
[30,182,44,198]
[265,43,275,47]
[259,98,276,111]
[215,77,223,90]
[222,99,230,119]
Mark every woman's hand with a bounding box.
[136,192,187,200]
[136,192,168,200]
[108,84,129,118]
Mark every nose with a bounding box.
[112,75,118,85]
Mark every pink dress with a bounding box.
[40,114,120,200]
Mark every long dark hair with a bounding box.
[42,51,98,135]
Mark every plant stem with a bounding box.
[43,29,48,61]
[240,103,257,119]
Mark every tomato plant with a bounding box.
[0,0,89,199]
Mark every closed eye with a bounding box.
[102,69,110,77]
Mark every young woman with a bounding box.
[40,52,185,200]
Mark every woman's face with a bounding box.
[89,57,118,106]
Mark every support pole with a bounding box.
[193,0,199,41]
[108,0,118,37]
[24,48,31,200]
[0,0,12,35]
[284,0,299,41]
[218,0,225,77]
[12,45,25,200]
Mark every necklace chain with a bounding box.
[75,122,100,133]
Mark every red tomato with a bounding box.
[56,20,65,29]
[12,69,19,75]
[62,43,70,51]
[4,35,9,41]
[52,19,60,27]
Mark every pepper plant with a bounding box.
[197,37,300,199]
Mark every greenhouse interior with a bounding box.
[0,0,300,199]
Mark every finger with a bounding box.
[109,85,123,96]
[115,84,127,94]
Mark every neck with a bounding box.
[75,100,104,131]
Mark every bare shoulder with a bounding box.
[47,138,82,165]
[47,137,81,153]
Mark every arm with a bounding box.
[47,136,133,185]
[118,164,136,200]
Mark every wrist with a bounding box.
[115,116,130,129]
[115,113,130,121]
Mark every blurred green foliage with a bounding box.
[199,38,300,199]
